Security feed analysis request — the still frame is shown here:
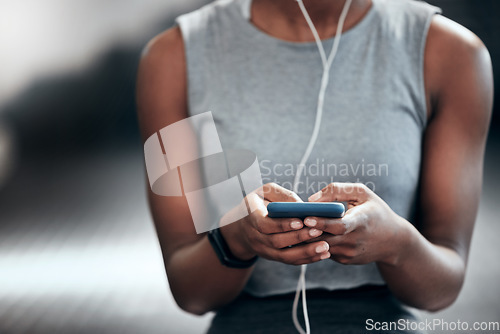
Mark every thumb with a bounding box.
[308,182,371,203]
[261,182,302,203]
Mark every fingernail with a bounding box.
[290,221,303,229]
[315,243,329,253]
[320,252,331,260]
[309,228,322,237]
[305,218,317,227]
[308,191,322,202]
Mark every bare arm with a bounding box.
[305,16,493,312]
[136,27,331,315]
[136,27,251,315]
[379,15,493,311]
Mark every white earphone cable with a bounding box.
[291,1,352,333]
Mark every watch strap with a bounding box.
[208,228,258,269]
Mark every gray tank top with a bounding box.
[176,0,441,296]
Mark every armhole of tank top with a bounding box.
[240,0,252,20]
[419,9,442,129]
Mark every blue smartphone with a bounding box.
[267,202,345,219]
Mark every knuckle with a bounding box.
[269,235,282,249]
[297,230,308,243]
[254,221,268,234]
[262,182,274,192]
[357,183,368,192]
[314,218,326,230]
[344,248,357,259]
[361,213,371,227]
[262,182,274,196]
[331,221,347,235]
[341,222,350,234]
[357,183,372,197]
[254,223,264,234]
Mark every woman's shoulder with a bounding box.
[141,26,183,62]
[425,15,491,111]
[137,26,188,131]
[427,15,487,58]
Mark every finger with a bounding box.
[265,227,323,248]
[301,234,352,258]
[261,182,302,203]
[321,234,348,248]
[294,252,331,265]
[266,241,330,265]
[329,239,361,265]
[247,194,305,233]
[246,191,268,214]
[305,234,357,265]
[301,234,328,243]
[304,206,366,234]
[303,216,348,235]
[308,182,371,203]
[254,216,305,234]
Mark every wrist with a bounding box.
[220,222,256,261]
[381,215,416,267]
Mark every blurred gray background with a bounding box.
[0,0,498,333]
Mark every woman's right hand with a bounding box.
[220,183,331,266]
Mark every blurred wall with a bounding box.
[0,0,210,162]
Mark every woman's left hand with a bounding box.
[304,182,410,266]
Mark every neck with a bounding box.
[251,0,372,42]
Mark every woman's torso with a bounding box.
[176,0,441,296]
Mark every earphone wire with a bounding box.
[292,1,353,333]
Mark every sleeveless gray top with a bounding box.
[176,0,441,296]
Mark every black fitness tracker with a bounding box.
[207,228,258,269]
